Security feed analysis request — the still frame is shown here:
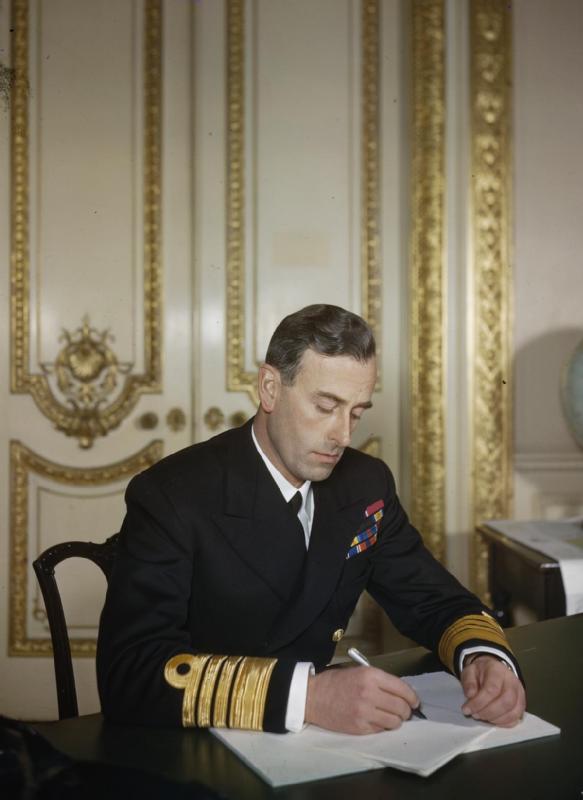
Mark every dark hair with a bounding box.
[264,304,376,385]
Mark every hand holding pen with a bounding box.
[305,647,426,733]
[347,647,427,720]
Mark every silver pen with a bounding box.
[347,646,427,720]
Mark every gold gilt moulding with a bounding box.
[470,0,513,601]
[9,439,163,657]
[225,0,381,407]
[409,0,446,563]
[10,0,163,448]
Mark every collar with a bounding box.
[251,424,313,524]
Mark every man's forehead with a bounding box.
[295,349,377,388]
[298,348,375,370]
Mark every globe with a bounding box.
[561,338,583,449]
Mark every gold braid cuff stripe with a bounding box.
[409,0,446,562]
[197,655,230,727]
[470,1,513,600]
[10,0,162,448]
[165,653,276,730]
[438,613,510,674]
[9,439,163,657]
[228,655,277,730]
[226,0,381,406]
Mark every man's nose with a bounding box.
[330,414,352,448]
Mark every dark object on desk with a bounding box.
[478,523,566,627]
[32,534,119,720]
[0,715,223,800]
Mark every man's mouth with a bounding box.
[314,451,342,463]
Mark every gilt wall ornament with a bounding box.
[470,0,513,601]
[40,316,132,448]
[9,439,163,657]
[409,0,446,564]
[225,0,381,407]
[10,0,162,449]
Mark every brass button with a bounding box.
[332,628,345,642]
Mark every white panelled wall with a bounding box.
[1,0,582,721]
[513,0,583,520]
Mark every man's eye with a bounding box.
[316,405,334,414]
[351,413,362,422]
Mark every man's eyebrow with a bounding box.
[313,391,373,410]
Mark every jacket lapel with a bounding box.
[211,421,306,602]
[267,469,365,651]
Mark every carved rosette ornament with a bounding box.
[40,317,132,448]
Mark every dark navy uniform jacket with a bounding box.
[97,420,517,732]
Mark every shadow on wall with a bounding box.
[514,327,583,455]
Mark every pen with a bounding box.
[347,646,427,720]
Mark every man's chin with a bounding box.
[304,459,341,482]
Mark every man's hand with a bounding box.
[305,666,421,734]
[461,655,526,727]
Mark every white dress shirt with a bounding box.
[251,426,314,731]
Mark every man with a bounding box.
[97,304,525,734]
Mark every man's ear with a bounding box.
[258,363,280,413]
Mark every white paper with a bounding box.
[464,712,561,752]
[486,519,583,614]
[403,672,560,753]
[308,720,490,778]
[212,671,560,785]
[212,726,382,785]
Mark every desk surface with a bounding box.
[34,614,583,800]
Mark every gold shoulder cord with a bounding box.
[438,612,511,673]
[164,653,277,730]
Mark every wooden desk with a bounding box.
[478,522,566,625]
[34,614,583,800]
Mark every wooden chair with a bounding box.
[32,534,119,719]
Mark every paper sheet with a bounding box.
[486,519,583,614]
[212,726,381,786]
[403,672,561,753]
[212,671,560,785]
[307,719,491,778]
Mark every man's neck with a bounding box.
[251,421,312,531]
[252,410,303,488]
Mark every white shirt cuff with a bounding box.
[459,645,517,677]
[284,662,315,732]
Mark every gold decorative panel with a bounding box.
[409,0,446,562]
[9,439,163,657]
[226,0,256,404]
[361,0,382,382]
[470,1,513,600]
[225,0,381,406]
[10,0,162,449]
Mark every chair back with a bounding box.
[32,534,119,719]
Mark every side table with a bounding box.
[477,522,566,626]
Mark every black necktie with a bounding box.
[288,491,302,517]
[285,491,307,596]
[288,491,307,551]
